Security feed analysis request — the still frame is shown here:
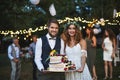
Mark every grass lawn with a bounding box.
[0,53,32,80]
[0,48,120,80]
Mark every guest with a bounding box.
[35,18,65,80]
[8,37,22,80]
[85,27,97,80]
[116,30,120,78]
[117,32,120,57]
[29,35,38,80]
[102,28,116,79]
[61,22,92,80]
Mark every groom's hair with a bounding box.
[47,18,60,28]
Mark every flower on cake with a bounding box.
[50,49,58,56]
[45,49,58,62]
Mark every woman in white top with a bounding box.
[102,28,116,79]
[61,22,92,80]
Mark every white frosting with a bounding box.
[50,56,62,63]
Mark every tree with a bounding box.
[0,0,119,30]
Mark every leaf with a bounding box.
[45,56,50,62]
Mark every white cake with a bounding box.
[48,56,65,71]
[48,56,76,72]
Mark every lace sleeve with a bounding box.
[81,50,87,57]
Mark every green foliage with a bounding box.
[0,0,119,30]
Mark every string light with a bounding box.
[116,12,120,18]
[0,17,119,39]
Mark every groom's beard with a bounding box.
[48,32,58,38]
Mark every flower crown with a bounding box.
[64,21,80,29]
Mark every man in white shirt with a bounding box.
[29,35,38,80]
[8,37,22,80]
[35,18,65,80]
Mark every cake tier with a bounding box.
[49,63,67,71]
[50,56,62,63]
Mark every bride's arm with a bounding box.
[77,39,87,72]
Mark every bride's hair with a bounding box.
[61,22,82,47]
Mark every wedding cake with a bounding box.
[47,50,76,72]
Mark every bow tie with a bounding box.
[49,38,56,40]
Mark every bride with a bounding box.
[61,22,92,80]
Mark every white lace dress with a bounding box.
[65,43,92,80]
[103,37,113,61]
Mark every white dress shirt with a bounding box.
[35,33,65,71]
[8,43,20,60]
[29,42,36,55]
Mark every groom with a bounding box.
[35,18,65,80]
